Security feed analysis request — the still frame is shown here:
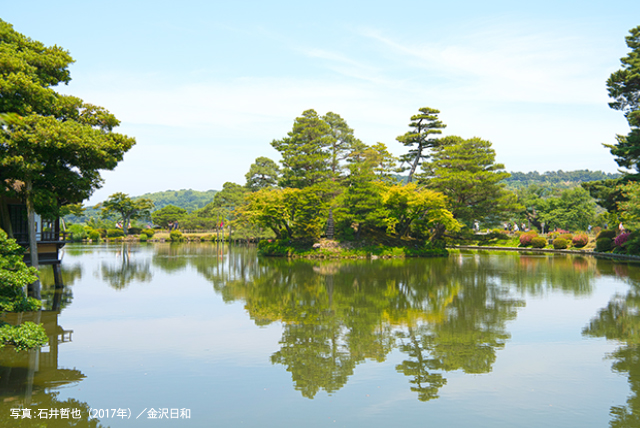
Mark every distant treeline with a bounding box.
[503,170,620,189]
[133,189,218,212]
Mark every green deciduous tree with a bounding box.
[397,107,446,183]
[99,193,154,231]
[606,25,640,178]
[419,136,520,227]
[618,182,640,230]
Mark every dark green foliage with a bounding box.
[397,107,446,183]
[606,25,640,176]
[419,135,519,227]
[597,230,617,240]
[596,237,613,252]
[127,227,142,235]
[531,237,547,248]
[271,109,334,188]
[553,238,569,250]
[151,204,187,228]
[245,157,281,191]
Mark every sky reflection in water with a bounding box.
[1,243,638,427]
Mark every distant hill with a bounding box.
[502,170,620,190]
[133,189,218,212]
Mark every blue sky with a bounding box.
[3,1,640,202]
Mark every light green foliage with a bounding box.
[605,25,640,177]
[530,236,547,248]
[88,229,101,241]
[151,204,187,228]
[67,223,87,242]
[397,107,446,183]
[0,229,38,306]
[0,229,46,349]
[618,182,640,230]
[244,157,281,191]
[234,188,297,239]
[99,192,154,231]
[381,183,460,239]
[553,238,569,250]
[420,136,520,227]
[0,321,48,351]
[169,230,184,242]
[184,182,247,229]
[523,186,597,231]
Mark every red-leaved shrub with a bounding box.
[572,234,589,248]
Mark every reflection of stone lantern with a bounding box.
[326,208,334,240]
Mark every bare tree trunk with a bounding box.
[25,180,41,300]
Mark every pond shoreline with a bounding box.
[453,245,640,262]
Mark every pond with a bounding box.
[1,243,639,427]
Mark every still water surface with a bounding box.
[1,243,639,427]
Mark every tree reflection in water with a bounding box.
[100,244,152,290]
[583,260,640,427]
[0,311,106,427]
[127,244,605,402]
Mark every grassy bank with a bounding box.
[257,238,448,258]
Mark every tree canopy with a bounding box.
[606,25,640,177]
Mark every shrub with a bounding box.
[572,234,589,248]
[96,228,107,238]
[169,230,183,242]
[0,322,48,351]
[128,227,142,235]
[519,232,538,247]
[623,231,640,256]
[592,226,602,236]
[553,238,568,250]
[531,237,547,248]
[107,228,125,238]
[67,224,87,242]
[596,237,613,252]
[139,234,148,242]
[614,232,631,247]
[202,234,214,241]
[558,233,573,242]
[88,230,101,242]
[142,229,155,238]
[597,230,617,240]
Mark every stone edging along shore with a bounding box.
[453,245,640,262]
